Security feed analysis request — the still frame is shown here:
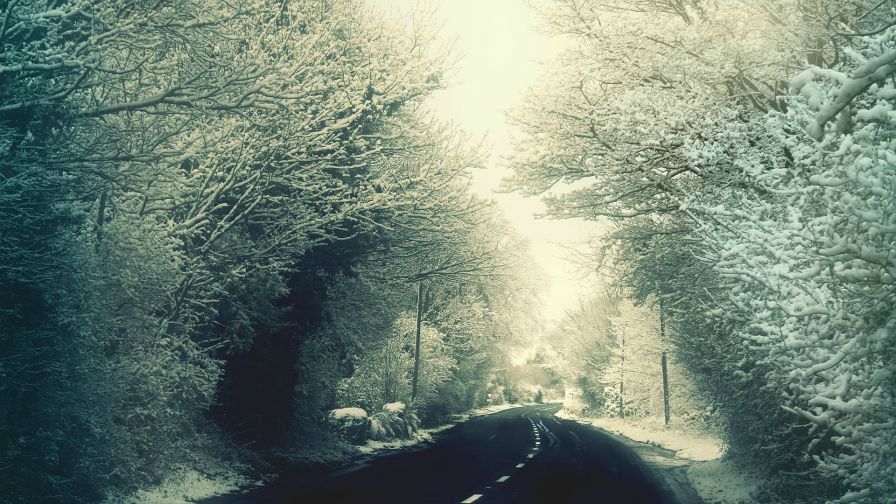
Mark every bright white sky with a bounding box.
[368,0,598,323]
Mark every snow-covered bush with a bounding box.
[327,408,371,445]
[325,403,422,444]
[369,402,421,441]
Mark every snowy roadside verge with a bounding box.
[555,410,759,504]
[357,403,519,455]
[291,403,524,487]
[123,403,521,503]
[104,464,264,504]
[568,414,724,461]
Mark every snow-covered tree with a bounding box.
[683,28,896,502]
[512,1,896,501]
[0,0,461,500]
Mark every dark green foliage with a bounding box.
[418,380,468,426]
[575,375,607,415]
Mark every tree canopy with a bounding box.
[510,1,896,502]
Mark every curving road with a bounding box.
[208,404,683,504]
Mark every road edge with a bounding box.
[193,403,528,503]
[552,412,705,504]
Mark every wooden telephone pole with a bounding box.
[411,281,424,401]
[619,327,625,420]
[659,296,671,427]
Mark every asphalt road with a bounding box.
[209,404,681,504]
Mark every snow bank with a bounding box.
[556,410,724,461]
[447,402,519,423]
[592,417,723,461]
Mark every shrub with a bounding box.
[369,403,420,441]
[326,408,370,444]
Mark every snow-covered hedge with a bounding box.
[327,408,371,445]
[686,28,896,504]
[510,2,896,502]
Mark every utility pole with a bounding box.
[411,281,424,402]
[619,327,625,420]
[659,296,671,427]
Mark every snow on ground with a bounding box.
[106,466,259,504]
[556,409,759,504]
[358,402,520,455]
[686,459,759,504]
[448,402,520,423]
[572,414,724,461]
[357,428,439,454]
[118,403,521,503]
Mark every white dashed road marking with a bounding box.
[458,407,569,503]
[535,419,561,447]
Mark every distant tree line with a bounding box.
[510,1,896,503]
[548,294,713,429]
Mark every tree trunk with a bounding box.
[96,190,107,242]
